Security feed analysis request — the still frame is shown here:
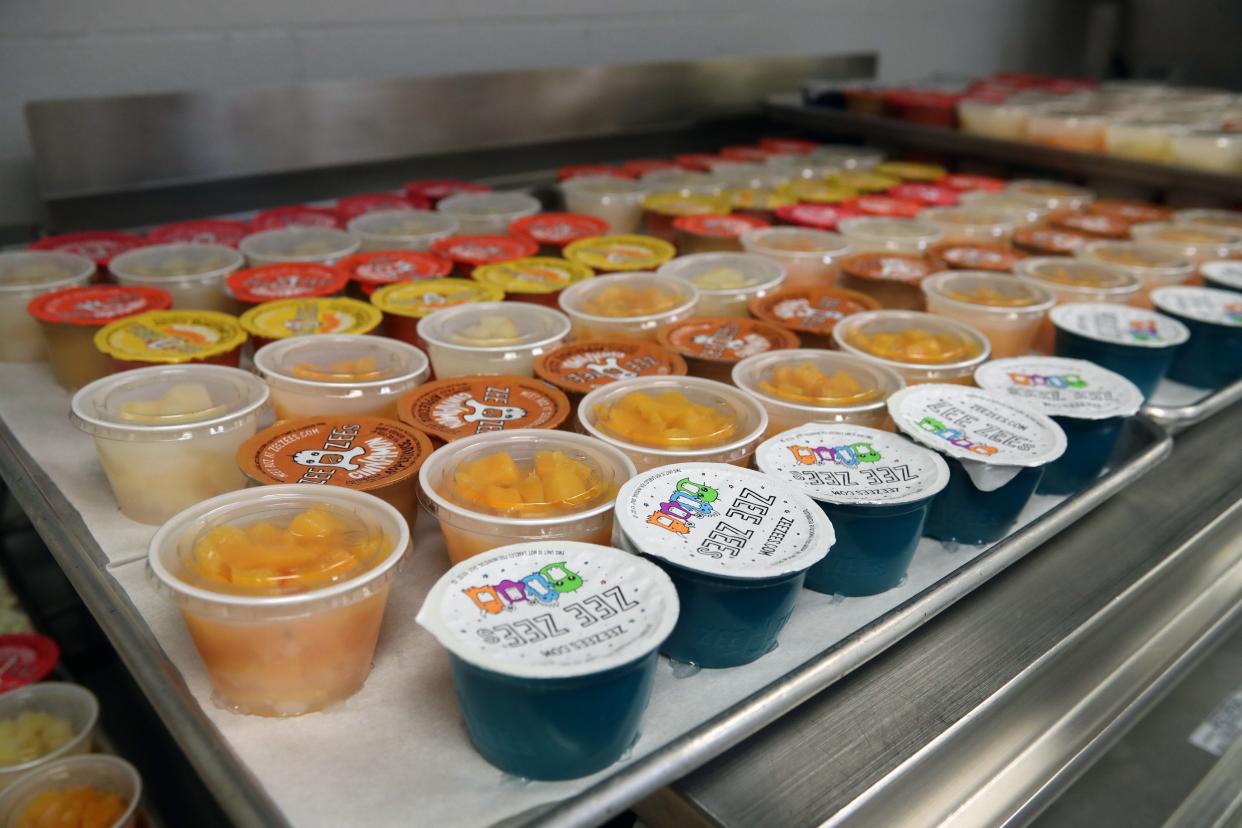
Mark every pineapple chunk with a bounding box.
[118,383,220,423]
[455,315,521,344]
[595,390,736,448]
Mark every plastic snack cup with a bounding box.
[1015,257,1141,352]
[959,192,1051,227]
[833,310,991,386]
[706,161,789,192]
[889,183,959,207]
[335,192,422,221]
[919,207,1016,245]
[249,205,342,231]
[559,176,648,234]
[239,297,381,350]
[398,375,570,443]
[371,278,506,342]
[759,136,818,155]
[1091,200,1171,225]
[1013,225,1091,257]
[404,179,491,206]
[147,218,250,248]
[622,159,680,177]
[534,340,687,409]
[672,214,769,254]
[1174,209,1242,236]
[657,317,798,383]
[724,189,797,222]
[657,252,786,317]
[28,286,171,390]
[828,170,901,193]
[237,416,432,523]
[1201,260,1242,293]
[639,170,723,195]
[1150,286,1242,389]
[773,203,861,233]
[0,683,99,791]
[848,194,923,219]
[562,234,676,274]
[1169,131,1242,173]
[557,164,630,181]
[94,309,248,372]
[148,484,409,715]
[346,209,459,251]
[1050,303,1189,397]
[838,251,935,310]
[975,357,1143,495]
[337,250,453,296]
[921,270,1055,358]
[942,174,1007,193]
[739,226,850,290]
[806,146,885,172]
[838,217,943,256]
[578,375,767,472]
[641,193,731,242]
[71,365,269,524]
[1006,180,1095,212]
[748,286,880,348]
[0,755,140,828]
[252,334,429,419]
[470,257,594,308]
[775,179,857,205]
[1129,222,1242,263]
[428,234,539,276]
[1048,210,1132,241]
[763,156,839,182]
[557,271,697,343]
[1075,241,1195,306]
[418,429,634,563]
[926,242,1022,273]
[416,541,677,779]
[0,251,95,362]
[415,301,571,378]
[436,192,541,235]
[509,213,610,255]
[733,349,905,436]
[108,242,243,313]
[29,231,145,277]
[615,463,831,667]
[756,424,947,595]
[888,384,1066,544]
[225,262,348,306]
[874,161,946,182]
[238,227,360,266]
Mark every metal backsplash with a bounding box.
[26,53,876,200]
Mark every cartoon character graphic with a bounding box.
[584,355,639,381]
[291,446,366,471]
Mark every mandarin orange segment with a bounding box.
[583,285,678,317]
[449,450,605,514]
[944,286,1041,307]
[17,786,127,828]
[595,390,737,447]
[850,327,980,365]
[759,362,881,405]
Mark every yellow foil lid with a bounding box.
[724,189,797,211]
[829,170,902,192]
[370,277,504,319]
[639,193,731,217]
[776,179,858,204]
[239,297,381,340]
[563,234,677,272]
[94,309,247,364]
[471,257,594,295]
[874,161,947,182]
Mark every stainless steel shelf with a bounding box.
[1143,376,1242,434]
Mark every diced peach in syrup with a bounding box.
[596,390,736,447]
[291,356,383,381]
[759,362,881,405]
[849,327,981,365]
[17,786,127,828]
[583,285,679,317]
[450,450,605,513]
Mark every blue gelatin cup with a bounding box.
[1053,327,1177,399]
[1038,416,1124,495]
[643,557,805,668]
[805,498,933,596]
[449,649,659,780]
[1162,316,1242,389]
[924,461,1044,545]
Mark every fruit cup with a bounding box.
[1129,221,1242,263]
[975,356,1143,495]
[0,683,99,791]
[415,541,678,779]
[732,349,905,436]
[346,209,459,251]
[71,365,270,525]
[108,243,243,313]
[428,235,539,276]
[337,250,453,297]
[1151,286,1242,389]
[748,285,880,348]
[641,193,731,242]
[0,251,94,362]
[253,333,429,419]
[93,310,248,372]
[921,270,1055,358]
[615,463,832,667]
[925,242,1023,273]
[559,176,648,234]
[1174,209,1242,236]
[238,227,360,266]
[657,317,798,383]
[833,310,991,385]
[1050,302,1189,397]
[470,257,594,308]
[672,214,770,254]
[1075,241,1195,307]
[1015,257,1141,353]
[397,375,570,443]
[888,384,1067,545]
[578,375,767,472]
[148,485,410,715]
[0,755,140,828]
[756,424,948,595]
[435,192,541,235]
[562,234,676,275]
[738,227,850,290]
[557,271,697,343]
[417,429,634,564]
[837,217,943,255]
[918,207,1016,245]
[1006,180,1095,212]
[369,278,504,346]
[238,297,381,350]
[509,213,610,255]
[416,301,571,378]
[533,340,688,411]
[657,252,786,318]
[959,191,1051,227]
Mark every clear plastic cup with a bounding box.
[71,365,270,525]
[804,145,884,170]
[148,484,410,716]
[239,227,360,266]
[557,272,698,342]
[0,755,140,828]
[108,243,242,313]
[640,193,731,242]
[1104,118,1188,161]
[1170,131,1242,172]
[559,175,647,233]
[1174,209,1242,236]
[435,192,541,235]
[732,349,904,436]
[637,170,724,195]
[1076,241,1196,306]
[578,375,767,472]
[0,251,94,362]
[922,271,1055,358]
[838,217,943,255]
[706,161,790,191]
[1006,180,1095,212]
[657,253,786,317]
[957,98,1032,139]
[253,334,429,419]
[918,207,1016,245]
[832,310,991,385]
[764,154,844,180]
[415,301,571,378]
[959,191,1051,226]
[0,684,99,791]
[1016,257,1142,352]
[1026,111,1108,151]
[739,227,849,290]
[346,209,459,251]
[1129,221,1242,263]
[417,429,634,564]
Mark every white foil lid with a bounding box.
[1201,261,1242,291]
[1151,286,1242,328]
[974,356,1145,418]
[1050,302,1190,348]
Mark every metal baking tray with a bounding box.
[1142,376,1242,433]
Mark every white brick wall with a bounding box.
[0,0,1063,225]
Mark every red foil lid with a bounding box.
[403,179,492,204]
[147,219,250,247]
[674,153,725,172]
[335,192,420,221]
[510,212,610,247]
[226,262,350,304]
[28,285,172,326]
[0,634,59,692]
[850,195,925,218]
[720,146,772,162]
[673,213,769,238]
[250,205,343,231]
[620,159,680,177]
[757,137,818,155]
[888,183,959,207]
[428,234,539,267]
[775,203,861,230]
[942,174,1007,192]
[29,231,146,266]
[557,165,631,181]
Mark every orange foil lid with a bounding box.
[226,263,349,304]
[840,252,934,283]
[1089,199,1172,224]
[28,285,171,326]
[238,416,432,491]
[672,214,769,238]
[337,251,453,293]
[397,375,570,442]
[750,287,881,335]
[658,318,798,363]
[927,242,1023,272]
[534,340,687,394]
[1048,210,1132,240]
[1013,226,1090,254]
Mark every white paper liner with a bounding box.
[1049,302,1189,348]
[974,356,1145,418]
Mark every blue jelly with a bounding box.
[416,541,680,780]
[1049,302,1189,398]
[755,423,949,597]
[1152,286,1242,390]
[923,461,1044,544]
[615,462,833,668]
